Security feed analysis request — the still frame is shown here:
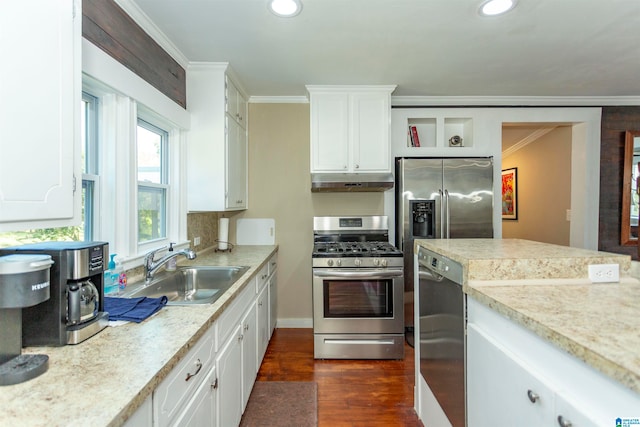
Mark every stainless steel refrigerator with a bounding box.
[395,157,494,328]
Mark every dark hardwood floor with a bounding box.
[256,328,423,427]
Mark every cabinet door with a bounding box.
[173,367,216,427]
[268,273,278,337]
[154,329,215,427]
[257,284,269,364]
[467,324,554,427]
[0,0,80,228]
[226,77,239,125]
[310,93,349,172]
[226,77,247,129]
[351,92,390,172]
[216,324,243,427]
[241,301,258,411]
[554,395,600,427]
[226,117,247,210]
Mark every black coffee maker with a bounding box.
[0,241,110,346]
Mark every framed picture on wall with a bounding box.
[502,168,518,220]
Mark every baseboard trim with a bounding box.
[275,318,313,328]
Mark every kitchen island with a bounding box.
[414,238,640,426]
[0,245,277,427]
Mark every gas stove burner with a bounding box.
[313,241,402,258]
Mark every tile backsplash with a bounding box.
[187,212,221,252]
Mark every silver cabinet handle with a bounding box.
[527,389,539,403]
[185,359,202,382]
[557,415,573,427]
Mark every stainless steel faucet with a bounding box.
[144,246,197,282]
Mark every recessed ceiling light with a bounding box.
[479,0,516,16]
[268,0,302,17]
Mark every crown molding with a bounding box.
[502,127,556,159]
[114,0,189,69]
[392,96,640,107]
[249,96,309,104]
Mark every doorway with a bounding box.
[501,123,572,246]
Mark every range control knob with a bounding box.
[373,259,380,266]
[381,259,388,267]
[327,259,333,267]
[354,258,362,267]
[336,259,342,267]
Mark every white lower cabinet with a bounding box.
[257,283,270,364]
[467,298,640,427]
[173,366,217,427]
[215,277,261,427]
[153,328,216,427]
[216,324,243,427]
[241,302,258,410]
[145,253,278,427]
[467,323,558,426]
[267,254,278,338]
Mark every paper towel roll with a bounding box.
[218,218,229,250]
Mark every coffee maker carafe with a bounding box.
[0,241,109,346]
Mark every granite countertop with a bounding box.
[416,238,632,281]
[0,245,278,427]
[415,238,640,395]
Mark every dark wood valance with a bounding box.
[82,0,186,108]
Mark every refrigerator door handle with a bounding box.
[444,189,451,238]
[438,189,444,238]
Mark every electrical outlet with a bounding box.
[588,264,619,283]
[194,236,201,246]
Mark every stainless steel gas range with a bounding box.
[312,216,404,359]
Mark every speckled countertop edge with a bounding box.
[415,238,632,281]
[1,245,278,427]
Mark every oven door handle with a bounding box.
[312,270,403,280]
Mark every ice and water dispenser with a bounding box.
[410,200,435,239]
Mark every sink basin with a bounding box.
[122,266,250,305]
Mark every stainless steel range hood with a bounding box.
[311,173,394,192]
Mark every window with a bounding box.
[137,119,169,243]
[81,92,99,241]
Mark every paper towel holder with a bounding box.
[214,240,234,253]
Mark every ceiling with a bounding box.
[126,0,640,99]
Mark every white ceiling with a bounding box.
[126,0,640,99]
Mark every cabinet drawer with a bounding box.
[153,328,216,427]
[216,281,255,349]
[268,254,278,276]
[255,262,269,293]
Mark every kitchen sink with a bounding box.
[122,266,250,305]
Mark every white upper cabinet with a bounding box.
[307,85,396,174]
[0,0,81,230]
[226,77,247,129]
[187,64,248,211]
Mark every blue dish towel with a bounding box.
[104,296,168,323]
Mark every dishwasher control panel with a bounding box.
[417,247,463,284]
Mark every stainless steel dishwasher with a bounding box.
[415,246,465,427]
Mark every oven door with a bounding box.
[312,268,404,334]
